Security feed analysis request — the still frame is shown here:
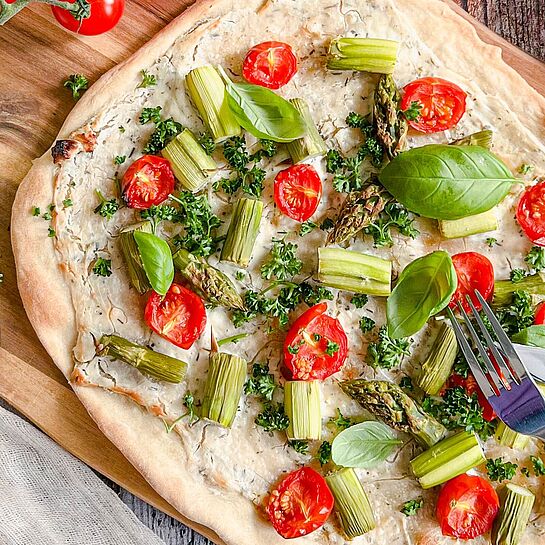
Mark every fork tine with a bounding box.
[457,302,509,391]
[474,290,527,382]
[446,308,497,398]
[464,295,518,386]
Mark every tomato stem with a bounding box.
[0,0,90,26]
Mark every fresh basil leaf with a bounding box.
[512,325,545,348]
[134,231,174,296]
[387,251,457,339]
[379,145,515,220]
[221,69,305,143]
[331,421,402,469]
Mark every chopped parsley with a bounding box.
[401,498,423,516]
[365,202,419,248]
[317,441,332,465]
[530,455,545,476]
[48,227,56,238]
[198,133,216,156]
[325,340,339,356]
[139,106,163,124]
[510,268,527,283]
[118,126,126,133]
[453,353,470,379]
[402,101,422,121]
[299,221,317,236]
[345,112,384,167]
[137,69,157,89]
[94,190,120,220]
[497,290,535,336]
[235,270,245,281]
[140,204,184,226]
[32,206,41,216]
[62,199,73,208]
[255,403,290,432]
[359,316,376,333]
[260,239,303,281]
[114,155,126,165]
[320,218,334,231]
[329,408,353,430]
[367,326,411,369]
[64,74,88,99]
[288,440,309,455]
[92,258,112,277]
[244,363,277,401]
[139,106,182,153]
[519,163,534,175]
[400,376,414,391]
[351,294,368,308]
[422,386,496,440]
[486,237,498,247]
[525,246,545,271]
[182,391,199,424]
[298,282,334,306]
[486,457,518,482]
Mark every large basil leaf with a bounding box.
[221,69,305,143]
[512,325,545,348]
[379,145,515,220]
[387,251,457,339]
[134,231,174,296]
[331,421,402,468]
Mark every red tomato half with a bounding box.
[242,41,297,89]
[516,180,545,246]
[266,467,334,539]
[446,373,496,421]
[284,303,348,380]
[52,0,124,36]
[144,283,206,349]
[436,474,499,540]
[274,164,322,222]
[535,302,545,325]
[449,252,494,313]
[401,77,467,133]
[121,155,175,210]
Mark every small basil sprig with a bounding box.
[219,67,306,143]
[387,251,457,339]
[379,145,515,220]
[134,231,174,296]
[331,421,402,468]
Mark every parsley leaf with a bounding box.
[62,199,73,208]
[530,455,545,476]
[144,118,183,154]
[402,101,422,121]
[244,363,277,401]
[519,163,534,175]
[400,376,414,391]
[298,282,334,306]
[486,237,498,247]
[329,408,353,430]
[401,498,423,516]
[48,227,56,238]
[351,294,368,308]
[359,316,376,333]
[453,353,470,379]
[497,290,535,336]
[317,441,332,465]
[32,206,41,217]
[260,239,303,281]
[137,69,157,89]
[365,202,419,248]
[64,74,88,99]
[510,268,527,283]
[94,190,120,220]
[367,326,411,369]
[92,258,112,277]
[325,340,339,356]
[182,391,199,424]
[139,106,162,124]
[525,246,545,271]
[114,155,126,165]
[320,218,334,231]
[140,204,184,225]
[486,457,518,482]
[198,133,216,155]
[299,221,317,236]
[288,440,309,454]
[255,403,290,432]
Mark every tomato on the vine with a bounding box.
[144,283,206,349]
[449,252,494,313]
[436,474,499,540]
[516,180,545,246]
[283,303,348,380]
[266,467,334,539]
[121,155,175,210]
[401,77,467,133]
[52,0,124,35]
[274,164,322,222]
[242,41,297,89]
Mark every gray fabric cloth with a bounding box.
[0,406,166,545]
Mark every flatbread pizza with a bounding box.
[11,0,545,543]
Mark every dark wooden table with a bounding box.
[0,1,543,545]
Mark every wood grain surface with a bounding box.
[0,1,543,544]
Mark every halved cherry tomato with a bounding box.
[449,252,494,313]
[401,77,467,133]
[242,41,297,89]
[274,164,322,222]
[144,283,206,349]
[516,180,545,246]
[52,0,124,36]
[121,155,175,210]
[535,302,545,325]
[436,474,499,540]
[445,373,496,421]
[266,467,334,539]
[284,303,348,380]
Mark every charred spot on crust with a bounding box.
[73,128,97,152]
[51,139,80,164]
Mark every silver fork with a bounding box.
[446,290,545,440]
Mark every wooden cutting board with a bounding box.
[0,0,543,541]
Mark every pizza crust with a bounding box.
[11,1,545,544]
